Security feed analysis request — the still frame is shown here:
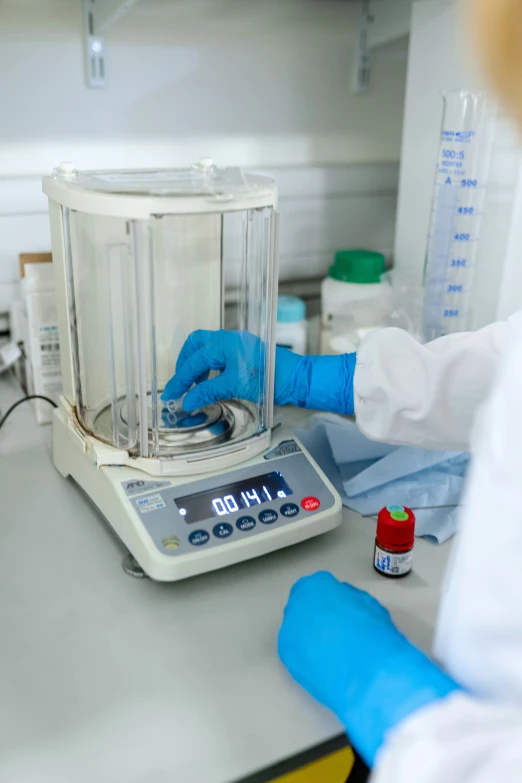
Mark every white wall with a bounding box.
[0,0,407,314]
[0,0,407,172]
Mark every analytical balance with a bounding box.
[43,160,342,581]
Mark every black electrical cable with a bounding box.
[0,395,58,431]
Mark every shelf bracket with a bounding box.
[352,0,373,94]
[82,0,140,88]
[352,0,413,94]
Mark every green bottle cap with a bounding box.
[390,510,409,522]
[328,249,386,284]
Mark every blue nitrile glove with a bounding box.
[278,572,461,767]
[161,329,356,414]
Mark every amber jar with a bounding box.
[374,505,415,578]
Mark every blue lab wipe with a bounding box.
[295,414,469,544]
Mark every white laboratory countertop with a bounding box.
[0,375,453,783]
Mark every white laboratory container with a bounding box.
[320,250,393,354]
[275,295,307,354]
[19,261,62,424]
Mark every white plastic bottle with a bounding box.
[320,249,393,354]
[275,296,307,354]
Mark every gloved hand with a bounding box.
[278,572,461,767]
[161,329,356,414]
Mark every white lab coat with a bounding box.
[354,316,522,783]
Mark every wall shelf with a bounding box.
[82,0,141,88]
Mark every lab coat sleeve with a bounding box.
[373,314,522,782]
[353,317,519,450]
[371,693,522,783]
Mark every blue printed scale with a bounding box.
[422,91,488,342]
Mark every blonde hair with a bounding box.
[472,0,522,122]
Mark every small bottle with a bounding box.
[275,295,307,354]
[374,505,415,578]
[320,249,393,355]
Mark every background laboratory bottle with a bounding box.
[275,295,307,354]
[320,249,393,354]
[374,505,415,578]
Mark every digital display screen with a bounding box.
[174,471,293,524]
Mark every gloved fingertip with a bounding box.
[277,621,296,655]
[288,571,338,600]
[181,390,203,412]
[161,379,183,402]
[277,636,292,666]
[312,570,339,581]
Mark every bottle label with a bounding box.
[375,544,412,576]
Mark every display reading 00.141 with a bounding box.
[174,471,293,524]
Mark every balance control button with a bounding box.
[301,496,320,512]
[162,535,181,550]
[258,509,278,525]
[280,502,299,519]
[236,516,256,532]
[189,530,210,547]
[213,522,233,539]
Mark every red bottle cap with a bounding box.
[376,505,415,551]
